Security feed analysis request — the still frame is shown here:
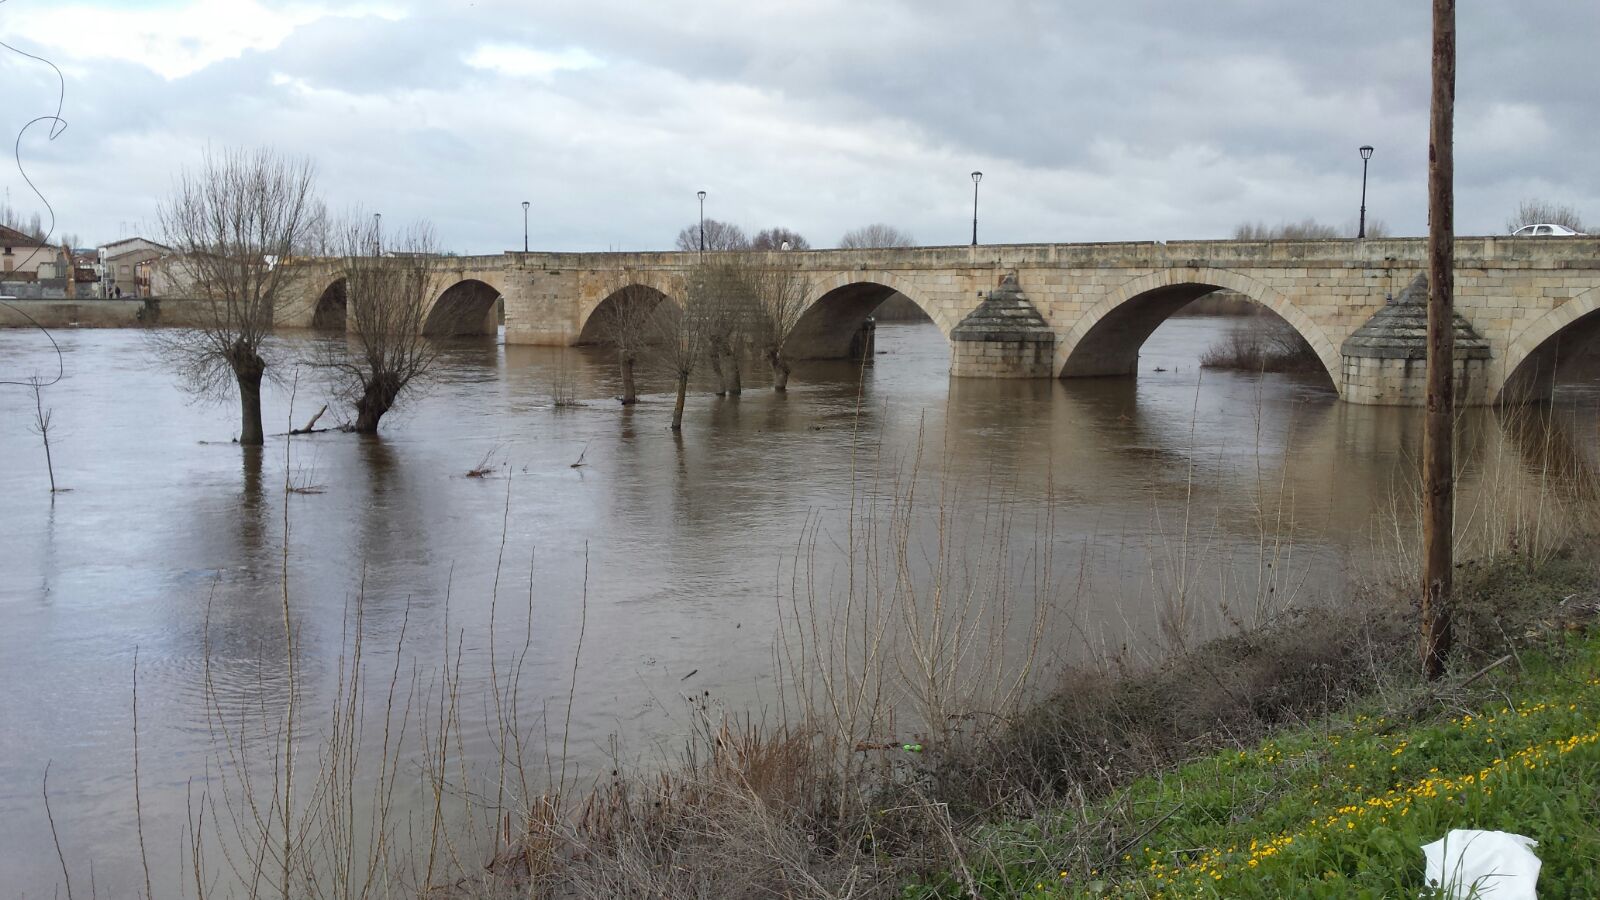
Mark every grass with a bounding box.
[904,554,1600,899]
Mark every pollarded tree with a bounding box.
[838,223,915,249]
[655,266,714,431]
[320,216,443,433]
[745,255,811,392]
[153,147,322,445]
[593,271,668,405]
[702,261,750,397]
[674,218,750,252]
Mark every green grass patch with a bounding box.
[907,629,1600,898]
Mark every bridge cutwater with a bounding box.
[264,237,1600,407]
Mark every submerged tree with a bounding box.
[24,375,59,493]
[702,261,750,397]
[592,271,667,405]
[320,216,443,433]
[745,255,811,392]
[153,148,322,445]
[655,267,713,431]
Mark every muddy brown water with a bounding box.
[2,318,1597,895]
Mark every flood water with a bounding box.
[2,316,1598,896]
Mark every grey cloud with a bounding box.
[0,0,1596,251]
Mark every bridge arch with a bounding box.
[424,278,502,337]
[577,282,678,344]
[310,276,347,331]
[785,271,949,360]
[1056,267,1342,391]
[1495,285,1600,403]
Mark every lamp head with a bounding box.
[522,201,530,212]
[971,171,983,184]
[697,190,707,201]
[1359,145,1374,160]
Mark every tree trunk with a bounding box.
[1421,0,1456,680]
[709,349,727,397]
[771,352,790,392]
[354,377,399,435]
[671,371,688,431]
[724,350,742,396]
[232,345,267,446]
[620,353,637,405]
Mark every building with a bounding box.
[71,250,104,298]
[98,237,171,298]
[1,224,63,280]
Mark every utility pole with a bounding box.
[1422,0,1455,680]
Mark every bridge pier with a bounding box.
[1340,275,1493,406]
[949,274,1055,378]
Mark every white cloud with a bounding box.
[1,0,404,79]
[464,43,602,79]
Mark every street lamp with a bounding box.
[1357,145,1374,239]
[522,201,530,253]
[970,171,983,246]
[696,190,707,252]
[373,212,382,254]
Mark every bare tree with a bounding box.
[1506,199,1587,233]
[0,202,47,240]
[837,223,915,249]
[152,148,321,445]
[1233,219,1342,240]
[26,376,57,492]
[318,215,442,433]
[1233,218,1392,240]
[750,227,810,250]
[592,271,668,405]
[674,219,750,252]
[699,259,755,396]
[655,267,712,431]
[745,255,811,392]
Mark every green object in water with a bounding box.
[901,743,923,753]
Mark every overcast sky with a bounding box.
[1,0,1595,253]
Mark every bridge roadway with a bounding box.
[275,237,1600,406]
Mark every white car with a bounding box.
[1511,223,1587,236]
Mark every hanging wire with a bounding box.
[0,0,69,387]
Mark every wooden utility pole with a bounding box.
[1422,0,1456,679]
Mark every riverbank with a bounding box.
[908,551,1600,897]
[518,550,1598,897]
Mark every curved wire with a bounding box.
[0,1,69,388]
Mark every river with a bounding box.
[2,316,1596,896]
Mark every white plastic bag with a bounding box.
[1421,830,1541,899]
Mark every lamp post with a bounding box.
[373,212,382,254]
[1358,145,1374,239]
[696,190,707,252]
[970,171,983,246]
[522,201,530,253]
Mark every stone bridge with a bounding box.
[275,237,1600,406]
